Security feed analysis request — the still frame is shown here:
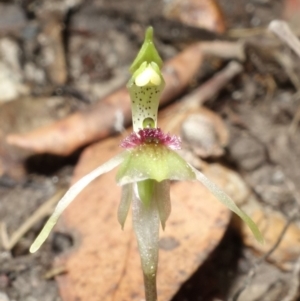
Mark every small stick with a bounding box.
[227,27,268,38]
[269,21,300,133]
[44,265,67,280]
[185,61,243,108]
[164,61,243,132]
[199,41,245,61]
[231,208,299,301]
[282,255,300,301]
[0,189,66,250]
[269,20,300,59]
[288,92,300,134]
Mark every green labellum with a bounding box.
[116,144,196,185]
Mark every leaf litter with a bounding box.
[2,0,300,301]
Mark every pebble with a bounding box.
[0,292,10,301]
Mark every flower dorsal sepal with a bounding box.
[127,27,165,132]
[129,27,163,74]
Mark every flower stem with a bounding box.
[143,272,157,301]
[132,183,159,301]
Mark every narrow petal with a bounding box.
[132,183,159,301]
[154,180,171,230]
[30,152,126,253]
[118,184,133,229]
[137,179,154,206]
[189,165,264,244]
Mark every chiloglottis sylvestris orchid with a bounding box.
[30,27,263,301]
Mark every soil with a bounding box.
[1,0,300,300]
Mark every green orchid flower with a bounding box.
[30,27,263,301]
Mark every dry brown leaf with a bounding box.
[0,96,78,177]
[283,0,300,27]
[203,163,300,271]
[7,43,204,156]
[55,135,230,301]
[164,0,226,33]
[242,209,300,271]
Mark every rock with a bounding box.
[0,292,10,301]
[0,3,26,34]
[181,111,229,158]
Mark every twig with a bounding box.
[44,265,67,279]
[165,61,243,132]
[272,50,300,90]
[289,106,300,134]
[227,27,268,38]
[256,172,300,301]
[269,20,300,59]
[284,175,300,208]
[0,189,66,250]
[199,41,245,61]
[231,208,299,301]
[269,22,300,130]
[288,92,300,134]
[281,255,300,301]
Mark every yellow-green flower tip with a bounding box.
[129,27,163,74]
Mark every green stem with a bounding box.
[132,183,159,301]
[143,272,157,301]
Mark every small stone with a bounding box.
[181,113,227,158]
[0,292,10,301]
